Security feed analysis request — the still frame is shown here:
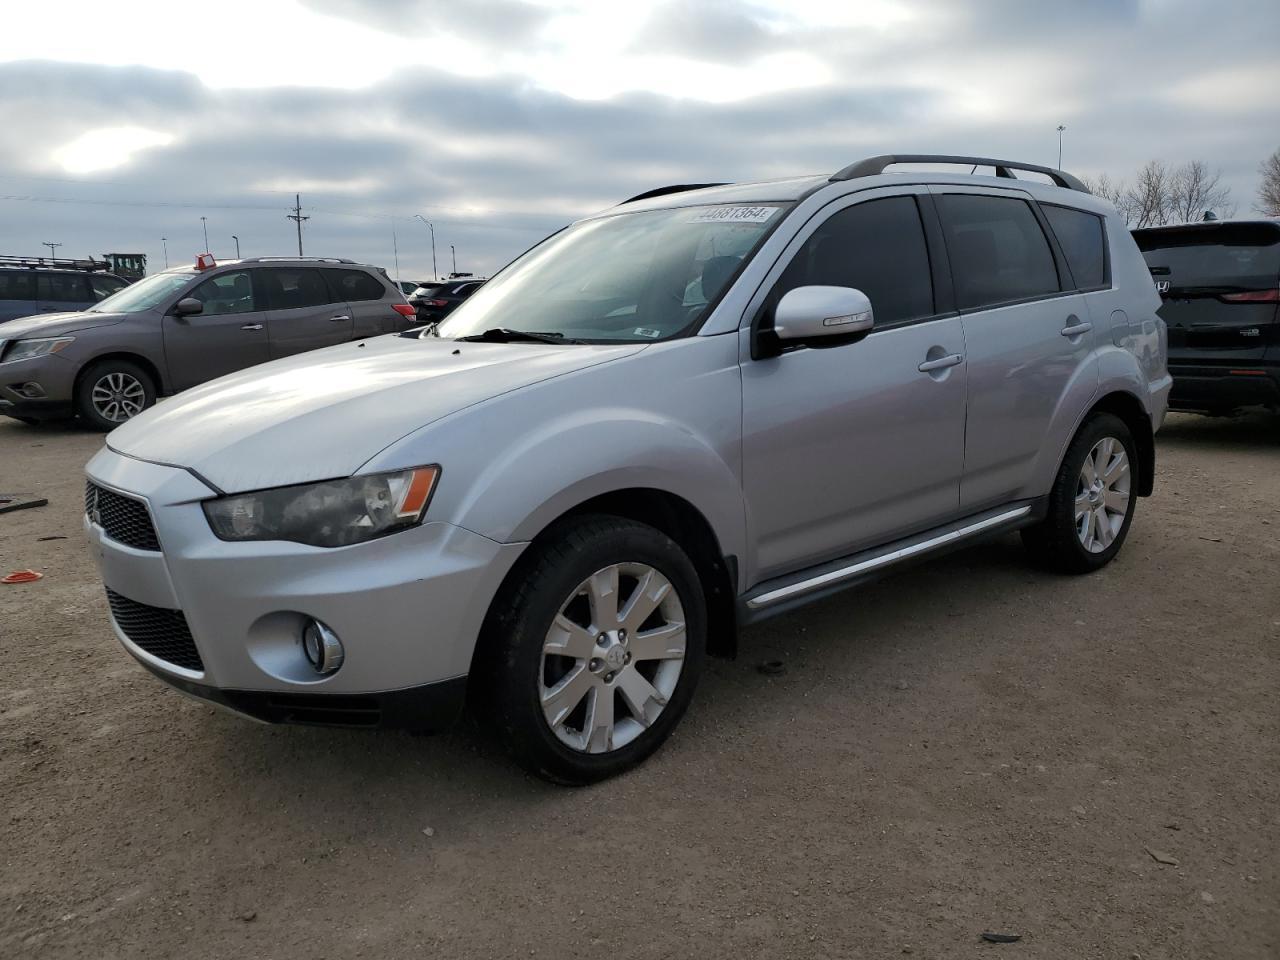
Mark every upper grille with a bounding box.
[106,588,204,672]
[86,481,161,552]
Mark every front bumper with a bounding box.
[0,353,77,417]
[85,446,526,729]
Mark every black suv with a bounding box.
[1134,220,1280,415]
[407,276,486,324]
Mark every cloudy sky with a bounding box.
[1,0,1277,280]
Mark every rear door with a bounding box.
[325,268,404,335]
[258,267,353,358]
[932,188,1095,511]
[36,272,94,313]
[162,269,270,390]
[1135,223,1280,364]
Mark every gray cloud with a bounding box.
[300,0,550,44]
[2,0,1278,278]
[629,0,778,62]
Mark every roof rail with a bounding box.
[620,183,730,205]
[0,254,112,273]
[830,154,1090,193]
[237,256,357,264]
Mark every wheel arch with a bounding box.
[475,487,739,667]
[73,351,166,401]
[1085,390,1155,497]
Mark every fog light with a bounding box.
[14,382,46,399]
[301,619,344,675]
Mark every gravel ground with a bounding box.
[1,411,1277,960]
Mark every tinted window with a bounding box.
[774,196,934,326]
[1044,204,1107,289]
[262,268,333,310]
[0,270,36,301]
[327,269,386,302]
[189,270,258,316]
[38,272,93,302]
[90,275,127,301]
[1135,225,1280,290]
[936,194,1061,310]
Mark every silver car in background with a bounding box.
[85,154,1170,784]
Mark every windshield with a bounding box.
[437,203,790,342]
[88,271,194,313]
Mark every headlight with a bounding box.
[202,466,440,547]
[2,337,74,363]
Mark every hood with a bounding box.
[107,334,644,493]
[0,311,125,338]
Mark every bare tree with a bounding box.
[1082,172,1139,224]
[1168,160,1235,223]
[1259,147,1280,216]
[1127,160,1173,228]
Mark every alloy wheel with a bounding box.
[540,562,687,754]
[90,372,146,423]
[1075,436,1131,553]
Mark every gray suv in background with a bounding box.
[85,155,1170,784]
[0,257,416,429]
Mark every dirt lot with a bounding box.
[1,411,1277,960]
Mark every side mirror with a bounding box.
[172,297,203,317]
[774,286,874,343]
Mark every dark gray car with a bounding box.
[0,257,416,429]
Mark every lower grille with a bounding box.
[106,588,204,672]
[86,482,161,552]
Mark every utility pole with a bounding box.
[414,215,437,279]
[392,228,401,283]
[1056,125,1066,169]
[450,244,457,275]
[286,194,309,256]
[232,235,240,258]
[161,237,169,268]
[42,241,62,260]
[200,216,209,252]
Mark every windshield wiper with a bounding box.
[456,327,583,345]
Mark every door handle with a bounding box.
[240,323,264,331]
[918,353,963,372]
[1061,320,1092,337]
[329,315,351,322]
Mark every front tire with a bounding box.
[75,359,156,431]
[479,516,706,785]
[1022,412,1138,573]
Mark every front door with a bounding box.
[258,267,353,359]
[740,190,968,582]
[930,188,1095,510]
[162,269,270,391]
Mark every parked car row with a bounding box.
[82,154,1170,784]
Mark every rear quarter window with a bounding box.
[1043,204,1108,289]
[327,269,388,302]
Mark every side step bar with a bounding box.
[741,503,1035,621]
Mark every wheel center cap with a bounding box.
[603,644,626,670]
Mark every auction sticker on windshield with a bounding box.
[688,206,779,224]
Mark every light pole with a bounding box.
[414,215,438,279]
[1056,124,1066,169]
[232,235,240,258]
[42,241,62,260]
[392,228,401,284]
[161,237,169,268]
[450,244,457,275]
[200,216,209,253]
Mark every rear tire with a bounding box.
[477,515,706,785]
[1022,412,1138,574]
[75,359,156,431]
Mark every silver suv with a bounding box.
[85,155,1170,783]
[0,257,415,429]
